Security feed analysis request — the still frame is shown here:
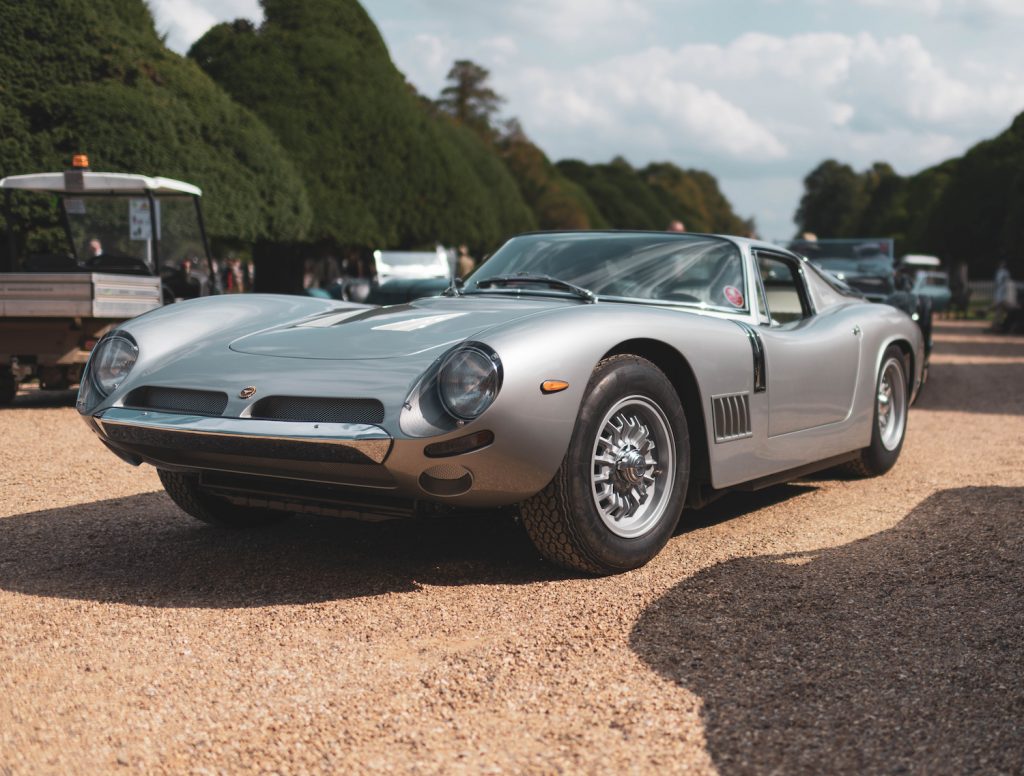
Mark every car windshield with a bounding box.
[468,232,747,312]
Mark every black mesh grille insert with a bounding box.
[124,386,228,417]
[250,396,385,424]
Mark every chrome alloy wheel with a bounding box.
[590,395,676,539]
[877,356,907,452]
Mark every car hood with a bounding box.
[228,296,565,360]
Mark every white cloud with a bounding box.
[481,36,519,65]
[506,56,787,161]
[854,0,1024,18]
[148,0,262,53]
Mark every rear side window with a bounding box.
[756,253,811,325]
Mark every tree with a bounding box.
[437,60,504,139]
[499,137,607,230]
[794,160,867,238]
[553,157,751,235]
[856,163,908,239]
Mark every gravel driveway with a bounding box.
[1,320,1021,774]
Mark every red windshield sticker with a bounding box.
[724,285,744,308]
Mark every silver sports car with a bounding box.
[78,231,924,574]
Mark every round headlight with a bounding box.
[92,334,138,396]
[438,346,501,420]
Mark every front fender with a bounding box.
[464,305,755,497]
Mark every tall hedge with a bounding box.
[190,0,534,251]
[0,0,311,247]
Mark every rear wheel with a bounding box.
[158,469,289,528]
[847,345,908,477]
[520,355,689,575]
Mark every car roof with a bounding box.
[900,254,941,267]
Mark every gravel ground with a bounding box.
[1,320,1021,774]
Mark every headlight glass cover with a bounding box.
[437,345,502,420]
[91,333,138,397]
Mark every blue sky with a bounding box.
[151,0,1024,241]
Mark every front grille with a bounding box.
[712,392,752,442]
[250,395,385,424]
[124,386,228,416]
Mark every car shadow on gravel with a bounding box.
[0,492,561,607]
[630,486,1024,775]
[675,484,819,535]
[0,483,821,608]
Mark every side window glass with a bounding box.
[757,254,807,325]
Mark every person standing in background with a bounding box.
[992,261,1017,330]
[457,245,476,279]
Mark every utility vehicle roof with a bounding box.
[0,172,201,196]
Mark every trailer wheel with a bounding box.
[0,368,17,405]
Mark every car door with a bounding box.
[753,251,862,437]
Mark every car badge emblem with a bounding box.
[239,386,257,399]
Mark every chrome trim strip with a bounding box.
[96,407,393,464]
[732,321,767,393]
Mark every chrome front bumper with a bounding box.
[95,407,393,465]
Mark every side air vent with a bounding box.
[124,386,228,417]
[250,396,385,424]
[712,392,752,443]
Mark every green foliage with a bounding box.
[558,157,672,230]
[643,163,752,235]
[500,138,607,229]
[555,157,751,235]
[794,111,1024,274]
[191,2,532,251]
[795,160,869,239]
[924,116,1024,271]
[0,0,311,245]
[437,60,504,140]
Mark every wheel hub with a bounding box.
[616,449,647,486]
[594,416,654,520]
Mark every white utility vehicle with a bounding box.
[0,157,214,402]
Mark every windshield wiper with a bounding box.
[472,273,597,303]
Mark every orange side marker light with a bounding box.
[541,380,569,394]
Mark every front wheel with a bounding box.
[158,470,290,528]
[847,345,908,477]
[520,355,689,575]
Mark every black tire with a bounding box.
[917,295,934,357]
[158,469,289,528]
[846,345,909,477]
[520,355,689,575]
[0,369,17,405]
